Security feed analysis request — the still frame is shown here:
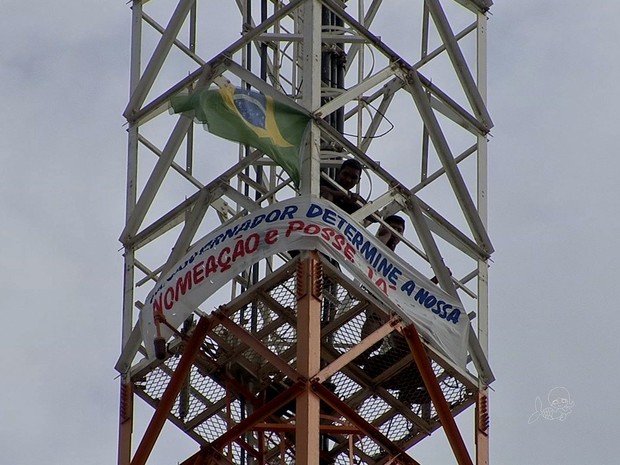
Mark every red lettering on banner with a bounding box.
[286,220,356,263]
[205,255,217,276]
[152,214,363,320]
[164,287,175,310]
[304,224,320,235]
[193,261,205,284]
[320,227,336,241]
[333,234,345,251]
[218,247,232,271]
[366,268,394,295]
[265,229,279,245]
[375,278,388,295]
[285,220,305,237]
[246,233,260,253]
[344,244,355,262]
[153,295,163,315]
[175,271,192,301]
[232,238,246,261]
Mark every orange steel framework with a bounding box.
[119,254,490,465]
[117,1,494,464]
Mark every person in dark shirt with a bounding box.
[359,215,431,406]
[320,159,366,214]
[289,158,366,260]
[360,215,406,357]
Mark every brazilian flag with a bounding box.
[171,84,310,187]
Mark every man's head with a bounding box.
[335,159,363,190]
[377,215,405,250]
[384,215,405,234]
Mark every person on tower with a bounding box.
[289,158,367,260]
[358,215,431,407]
[359,215,406,358]
[319,158,366,214]
[375,214,405,251]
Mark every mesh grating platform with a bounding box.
[131,258,478,464]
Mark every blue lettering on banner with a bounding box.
[413,287,461,324]
[344,223,357,241]
[322,208,337,226]
[360,240,378,263]
[250,214,265,229]
[446,308,461,323]
[351,231,365,249]
[306,204,323,218]
[401,280,416,295]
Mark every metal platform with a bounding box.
[131,256,478,464]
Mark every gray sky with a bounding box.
[1,1,618,465]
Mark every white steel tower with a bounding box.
[116,1,494,464]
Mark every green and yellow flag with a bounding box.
[171,84,310,186]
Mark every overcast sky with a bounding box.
[1,1,618,465]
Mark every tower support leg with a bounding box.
[476,390,490,465]
[402,324,474,465]
[130,315,212,465]
[295,252,322,465]
[117,375,133,465]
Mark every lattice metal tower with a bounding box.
[116,1,494,464]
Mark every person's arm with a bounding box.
[320,178,366,213]
[319,178,336,201]
[320,179,353,204]
[320,183,342,202]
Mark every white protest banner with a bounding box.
[141,196,469,367]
